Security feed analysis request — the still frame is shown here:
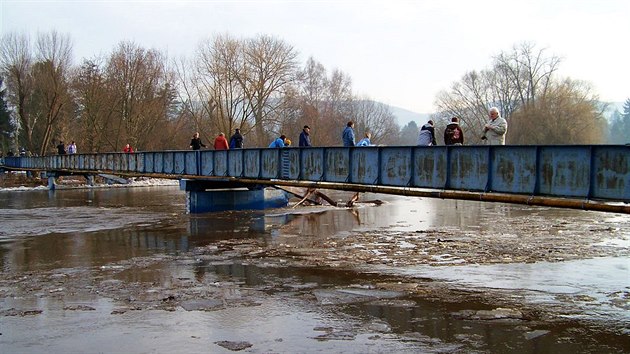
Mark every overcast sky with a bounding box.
[1,0,628,113]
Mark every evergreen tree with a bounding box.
[608,99,630,144]
[398,121,420,145]
[622,99,630,144]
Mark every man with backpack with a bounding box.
[229,129,244,149]
[444,117,464,145]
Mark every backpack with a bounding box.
[452,128,460,140]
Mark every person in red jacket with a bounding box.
[123,143,134,153]
[213,133,229,150]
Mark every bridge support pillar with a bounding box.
[46,172,57,190]
[85,175,95,186]
[179,179,288,214]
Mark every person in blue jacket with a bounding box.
[342,121,355,146]
[356,132,372,146]
[269,135,287,148]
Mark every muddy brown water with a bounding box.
[0,184,629,353]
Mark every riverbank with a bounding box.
[0,171,47,188]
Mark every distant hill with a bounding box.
[388,105,431,127]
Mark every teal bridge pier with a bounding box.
[2,145,629,214]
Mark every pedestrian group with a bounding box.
[44,107,506,156]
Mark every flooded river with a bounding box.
[0,183,628,353]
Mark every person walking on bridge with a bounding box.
[213,133,229,150]
[483,107,508,145]
[56,141,66,155]
[229,129,244,149]
[299,125,312,147]
[190,132,206,150]
[67,141,77,154]
[342,121,355,147]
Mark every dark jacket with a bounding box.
[418,123,436,146]
[57,143,66,155]
[299,130,312,147]
[190,137,206,150]
[444,123,464,145]
[229,132,244,149]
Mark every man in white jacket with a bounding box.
[483,107,508,145]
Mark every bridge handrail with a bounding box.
[2,145,629,203]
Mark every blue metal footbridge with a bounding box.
[2,145,629,214]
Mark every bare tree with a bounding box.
[508,79,605,144]
[240,35,299,146]
[297,56,327,112]
[0,32,33,152]
[71,58,117,152]
[105,41,175,151]
[193,34,250,141]
[494,42,560,109]
[434,69,498,143]
[31,31,74,156]
[350,98,399,145]
[434,42,577,145]
[318,69,353,145]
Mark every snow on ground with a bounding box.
[0,177,179,192]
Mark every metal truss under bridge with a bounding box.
[2,145,629,214]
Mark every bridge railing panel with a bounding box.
[591,146,629,201]
[213,151,228,177]
[228,150,244,177]
[144,152,156,173]
[352,147,380,185]
[184,151,197,175]
[68,154,76,170]
[62,154,68,169]
[324,148,350,182]
[112,153,123,172]
[412,146,447,189]
[90,154,98,170]
[128,152,139,172]
[76,154,84,170]
[261,149,279,179]
[243,150,260,178]
[154,152,166,174]
[134,152,144,173]
[162,152,174,174]
[448,146,488,191]
[300,148,324,181]
[379,147,413,187]
[173,152,185,174]
[281,149,300,180]
[40,156,48,169]
[98,153,105,171]
[538,146,591,198]
[489,146,538,194]
[200,151,214,176]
